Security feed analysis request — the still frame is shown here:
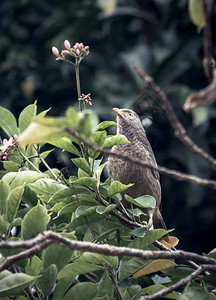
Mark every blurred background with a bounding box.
[0,0,215,253]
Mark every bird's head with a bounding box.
[113,108,143,135]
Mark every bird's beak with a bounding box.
[113,108,124,118]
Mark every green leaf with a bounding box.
[102,135,129,148]
[77,252,119,268]
[37,107,52,118]
[54,277,76,300]
[66,107,79,128]
[78,110,99,137]
[125,195,156,209]
[118,257,151,282]
[0,273,35,297]
[95,162,108,188]
[18,122,66,146]
[96,204,117,215]
[96,271,114,298]
[11,217,22,227]
[72,177,98,189]
[48,136,80,156]
[189,0,205,32]
[127,207,146,217]
[25,145,39,169]
[133,259,176,277]
[78,168,90,178]
[131,226,147,237]
[36,264,58,297]
[75,205,97,218]
[128,229,168,249]
[48,187,74,203]
[3,170,45,190]
[0,270,12,280]
[63,282,98,300]
[3,161,20,172]
[0,180,10,213]
[42,232,76,271]
[33,115,69,127]
[142,284,179,299]
[162,266,194,277]
[0,107,18,136]
[92,130,107,146]
[72,158,91,175]
[0,215,7,234]
[6,186,25,223]
[83,219,121,242]
[120,285,142,300]
[179,287,216,300]
[88,131,107,159]
[192,107,209,127]
[58,262,103,279]
[97,121,117,131]
[108,181,133,197]
[30,178,66,202]
[25,255,42,276]
[21,202,48,240]
[18,103,37,133]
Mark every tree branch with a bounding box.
[65,128,216,190]
[140,264,213,300]
[0,239,52,272]
[184,69,216,111]
[0,231,215,274]
[132,64,216,170]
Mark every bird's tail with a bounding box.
[153,208,167,230]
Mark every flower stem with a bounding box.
[75,61,82,111]
[18,149,42,173]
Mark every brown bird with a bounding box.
[108,108,166,229]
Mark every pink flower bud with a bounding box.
[75,42,80,49]
[76,49,80,55]
[85,46,89,50]
[52,46,60,57]
[64,40,71,50]
[62,50,70,55]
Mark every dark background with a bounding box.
[0,0,215,253]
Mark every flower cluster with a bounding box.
[0,135,18,160]
[78,93,92,106]
[52,40,89,64]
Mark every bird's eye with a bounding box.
[128,113,132,116]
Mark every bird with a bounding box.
[108,107,166,229]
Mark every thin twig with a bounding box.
[39,154,59,181]
[95,188,142,229]
[65,128,216,190]
[107,266,124,300]
[18,149,42,173]
[140,264,211,300]
[202,0,214,82]
[184,69,216,111]
[132,64,216,170]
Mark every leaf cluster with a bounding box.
[0,103,215,299]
